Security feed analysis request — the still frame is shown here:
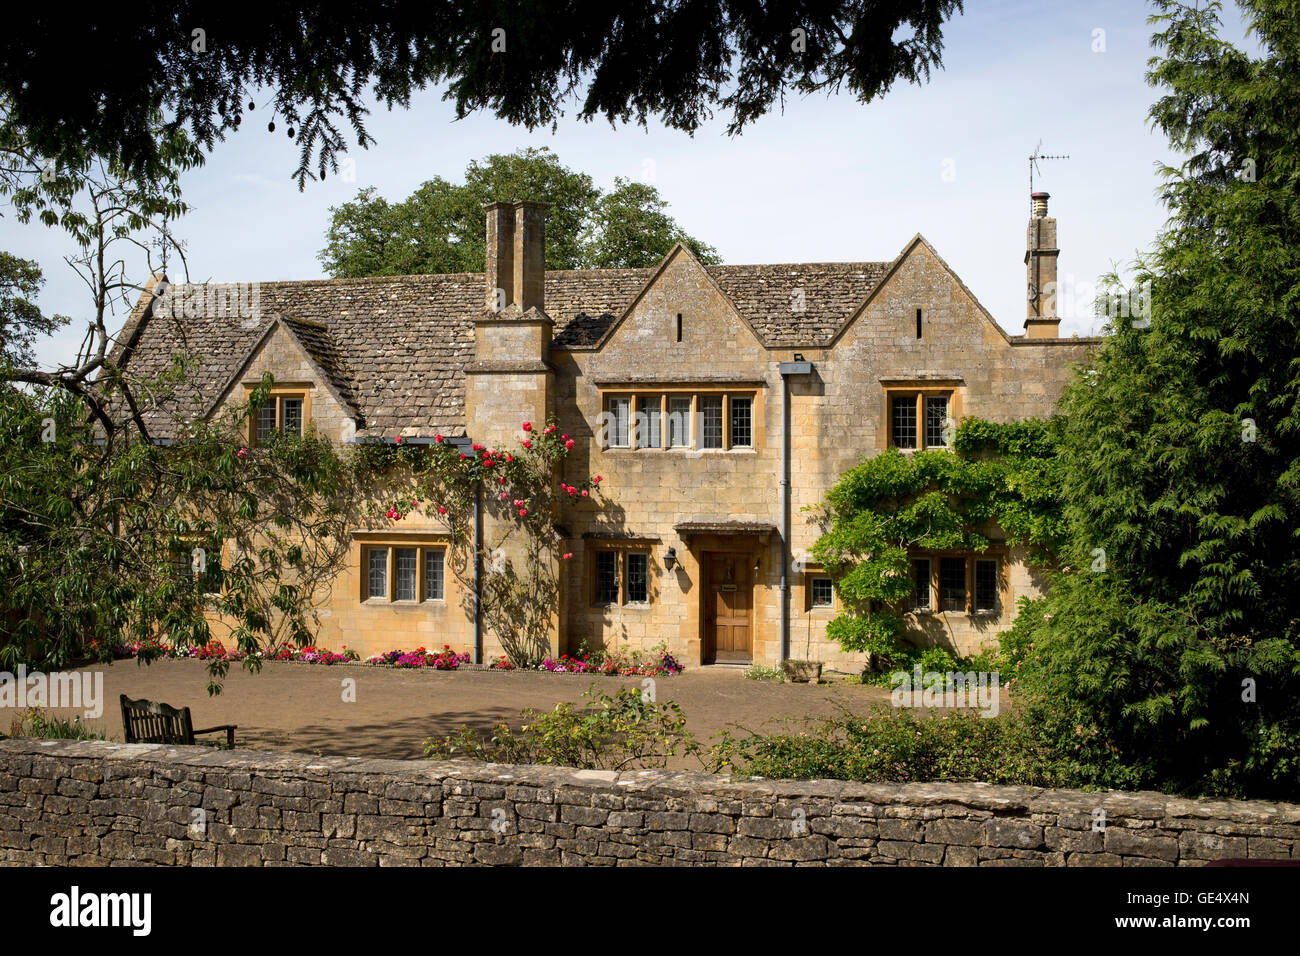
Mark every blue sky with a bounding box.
[5,0,1257,369]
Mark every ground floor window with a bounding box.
[591,549,653,606]
[363,544,448,603]
[909,552,1003,615]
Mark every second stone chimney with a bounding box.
[1024,191,1060,338]
[485,200,546,316]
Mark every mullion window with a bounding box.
[974,559,999,612]
[912,558,931,610]
[925,395,949,448]
[730,397,752,447]
[939,558,967,612]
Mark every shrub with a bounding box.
[710,703,1076,788]
[743,664,785,682]
[424,685,702,770]
[7,708,105,741]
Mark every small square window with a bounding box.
[811,576,834,608]
[595,552,619,604]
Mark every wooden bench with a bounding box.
[120,694,237,748]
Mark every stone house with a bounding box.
[114,191,1094,669]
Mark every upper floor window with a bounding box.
[888,389,953,451]
[599,390,759,451]
[809,575,834,609]
[252,393,306,445]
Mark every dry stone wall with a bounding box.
[2,740,1298,867]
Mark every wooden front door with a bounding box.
[704,552,754,663]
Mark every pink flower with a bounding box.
[522,422,532,432]
[518,508,527,517]
[581,489,588,497]
[568,488,576,496]
[506,453,513,462]
[498,476,506,485]
[472,443,482,451]
[236,448,247,458]
[435,434,444,443]
[395,436,403,444]
[562,553,573,560]
[513,499,523,507]
[459,453,466,460]
[438,505,447,515]
[594,475,602,483]
[561,434,569,441]
[499,492,507,500]
[564,439,574,450]
[544,425,555,435]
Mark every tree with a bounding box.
[809,419,1065,668]
[361,420,605,668]
[320,148,719,277]
[0,2,963,187]
[0,252,68,369]
[1004,0,1300,799]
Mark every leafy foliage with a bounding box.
[0,3,962,187]
[356,419,603,668]
[424,685,702,771]
[319,148,718,277]
[0,373,374,694]
[809,418,1066,664]
[710,704,1074,787]
[1001,0,1300,799]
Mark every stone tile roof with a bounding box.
[706,262,891,346]
[113,259,892,437]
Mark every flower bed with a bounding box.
[366,646,470,669]
[490,648,684,677]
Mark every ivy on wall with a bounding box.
[808,418,1067,664]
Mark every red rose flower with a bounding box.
[522,422,532,432]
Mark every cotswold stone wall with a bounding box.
[2,740,1297,867]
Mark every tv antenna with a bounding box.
[1028,140,1069,207]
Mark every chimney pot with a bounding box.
[1031,191,1050,218]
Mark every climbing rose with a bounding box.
[395,436,403,444]
[594,475,602,483]
[522,421,532,432]
[562,553,573,560]
[561,434,569,441]
[459,453,466,460]
[581,489,588,497]
[506,452,513,462]
[565,439,575,450]
[435,434,444,443]
[236,448,247,458]
[518,508,527,517]
[522,440,532,449]
[438,506,447,515]
[499,492,507,500]
[498,476,506,485]
[472,443,482,451]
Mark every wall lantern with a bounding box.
[664,547,677,571]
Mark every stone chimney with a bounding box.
[1024,191,1060,338]
[484,200,546,316]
